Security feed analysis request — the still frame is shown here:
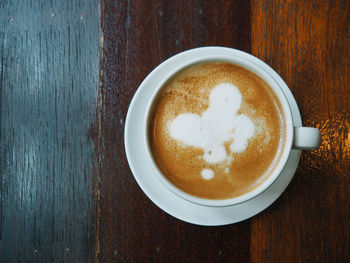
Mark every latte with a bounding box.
[148,62,286,200]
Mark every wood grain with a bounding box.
[251,0,350,262]
[1,0,349,262]
[97,0,251,262]
[0,0,99,262]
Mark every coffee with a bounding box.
[148,61,286,200]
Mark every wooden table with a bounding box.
[1,0,349,262]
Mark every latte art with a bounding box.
[149,62,286,199]
[169,83,255,179]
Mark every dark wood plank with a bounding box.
[0,0,99,262]
[251,0,350,262]
[98,0,251,262]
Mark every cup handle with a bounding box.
[293,127,321,150]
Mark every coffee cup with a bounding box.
[143,47,320,207]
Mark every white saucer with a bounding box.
[124,47,302,226]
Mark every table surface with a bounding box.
[1,0,349,262]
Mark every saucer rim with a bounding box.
[124,47,302,226]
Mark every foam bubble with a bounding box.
[169,83,255,178]
[201,169,214,180]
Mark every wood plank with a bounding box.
[251,0,350,262]
[0,0,99,261]
[98,0,252,262]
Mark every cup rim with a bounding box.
[143,48,293,207]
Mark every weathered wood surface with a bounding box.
[1,0,349,262]
[0,0,99,262]
[250,1,350,262]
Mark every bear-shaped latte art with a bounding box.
[169,83,255,180]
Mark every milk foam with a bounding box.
[201,169,214,180]
[169,83,255,179]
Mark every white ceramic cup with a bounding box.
[143,47,321,207]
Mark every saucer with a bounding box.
[124,47,302,226]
